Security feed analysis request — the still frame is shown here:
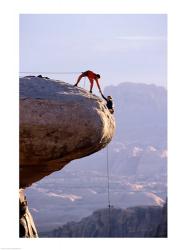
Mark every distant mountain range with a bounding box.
[26,82,167,232]
[40,202,167,238]
[104,82,167,147]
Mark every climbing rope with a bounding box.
[106,144,111,237]
[20,71,91,91]
[19,71,81,75]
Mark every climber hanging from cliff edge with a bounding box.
[101,94,115,114]
[74,70,114,114]
[74,70,103,95]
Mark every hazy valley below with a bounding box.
[25,82,167,233]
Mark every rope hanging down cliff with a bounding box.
[106,145,111,237]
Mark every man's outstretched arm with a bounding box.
[101,93,107,101]
[95,78,103,93]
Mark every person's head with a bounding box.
[96,74,100,79]
[107,96,112,100]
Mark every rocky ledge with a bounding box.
[19,76,115,238]
[19,76,115,237]
[20,76,115,237]
[20,76,115,188]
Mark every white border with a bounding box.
[1,0,187,249]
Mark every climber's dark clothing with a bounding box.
[106,99,113,110]
[102,94,114,114]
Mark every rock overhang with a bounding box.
[20,76,115,188]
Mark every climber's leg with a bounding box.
[89,78,94,93]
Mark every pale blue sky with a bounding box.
[19,14,167,88]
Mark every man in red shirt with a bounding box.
[74,70,103,94]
